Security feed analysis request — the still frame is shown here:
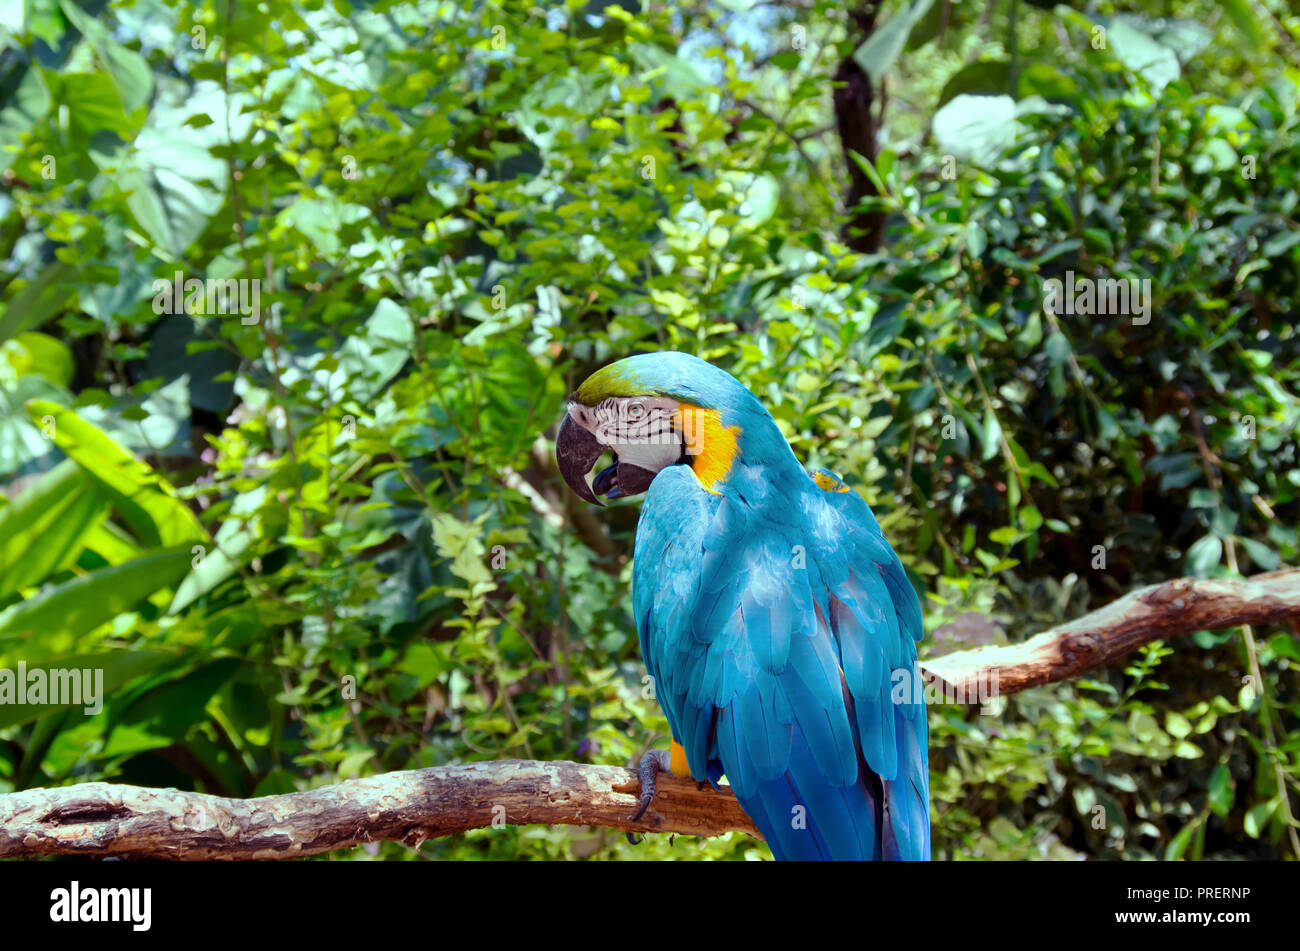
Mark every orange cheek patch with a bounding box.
[677,404,740,493]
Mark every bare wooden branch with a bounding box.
[921,567,1300,697]
[2,568,1296,859]
[0,760,758,860]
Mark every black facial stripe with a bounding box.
[597,405,676,444]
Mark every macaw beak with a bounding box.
[604,461,657,498]
[556,412,606,506]
[589,458,656,500]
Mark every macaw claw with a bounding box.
[626,748,673,843]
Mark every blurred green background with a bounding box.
[0,0,1298,860]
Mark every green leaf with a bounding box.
[979,410,1001,462]
[431,512,494,591]
[1165,816,1201,859]
[25,400,205,548]
[0,460,108,599]
[1267,633,1300,663]
[0,650,179,729]
[938,60,1013,108]
[169,486,269,614]
[1093,17,1180,95]
[140,315,240,413]
[933,94,1016,166]
[1238,536,1280,571]
[1221,0,1268,51]
[1017,62,1077,102]
[1,332,75,386]
[1244,799,1278,838]
[59,0,153,114]
[0,262,79,345]
[1262,230,1300,259]
[54,72,142,139]
[0,547,195,657]
[279,196,370,258]
[1044,332,1070,366]
[0,63,51,174]
[1173,740,1203,758]
[852,0,936,84]
[332,299,415,404]
[1208,763,1234,817]
[112,84,234,257]
[103,659,242,757]
[1185,535,1222,577]
[81,519,143,567]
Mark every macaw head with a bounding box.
[556,351,770,506]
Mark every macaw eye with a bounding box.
[626,402,646,421]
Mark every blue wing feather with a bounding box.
[633,461,929,860]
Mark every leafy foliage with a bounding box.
[0,0,1297,860]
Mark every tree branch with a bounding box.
[2,568,1296,859]
[0,760,758,860]
[921,567,1300,697]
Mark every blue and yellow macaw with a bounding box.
[556,351,929,860]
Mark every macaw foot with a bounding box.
[627,743,697,844]
[631,749,672,822]
[625,749,671,845]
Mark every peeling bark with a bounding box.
[0,760,759,860]
[921,567,1300,697]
